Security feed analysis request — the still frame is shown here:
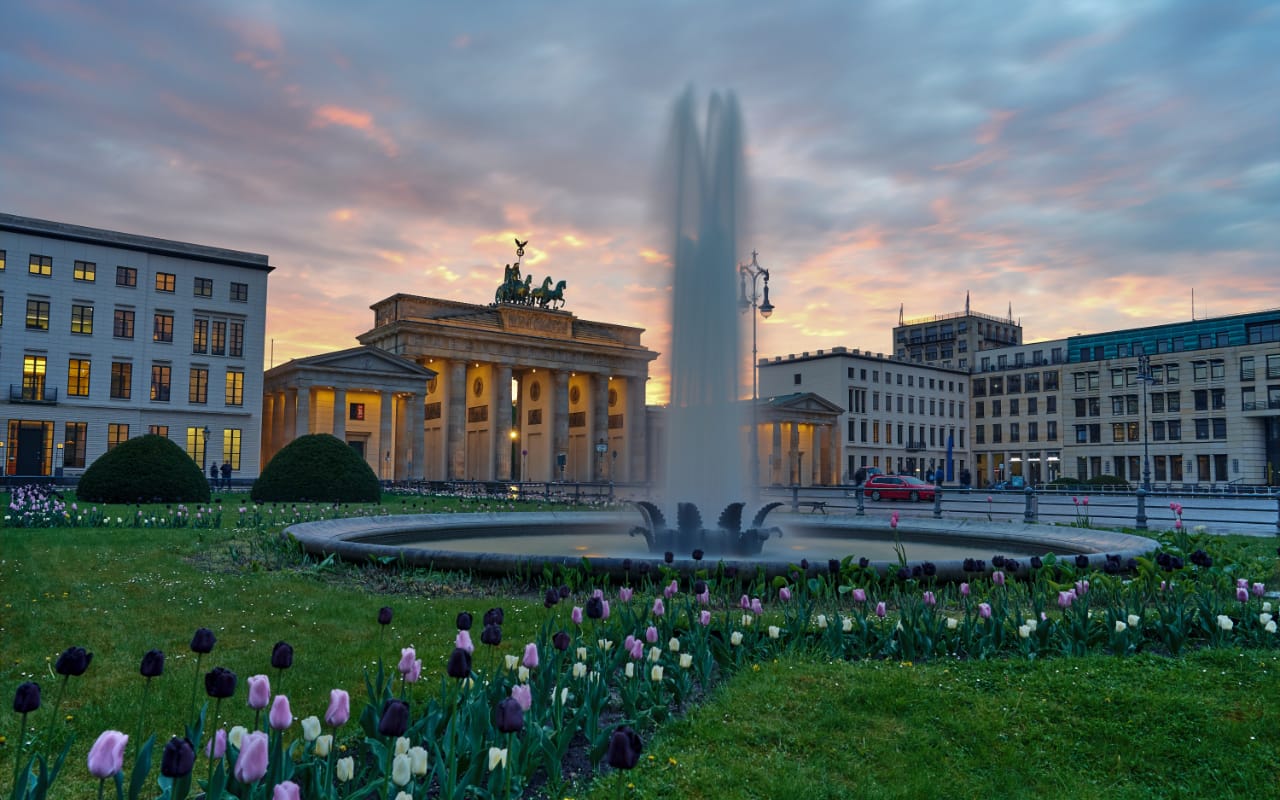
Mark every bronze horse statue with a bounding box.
[531,278,567,309]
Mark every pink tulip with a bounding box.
[750,598,764,615]
[592,588,604,599]
[511,684,532,711]
[398,647,417,674]
[664,580,678,599]
[571,606,583,625]
[269,695,292,731]
[405,659,422,684]
[205,728,227,758]
[645,625,659,644]
[1073,496,1079,505]
[618,587,633,603]
[1175,519,1182,530]
[1075,579,1090,596]
[699,610,711,626]
[522,643,539,669]
[1057,591,1074,609]
[87,730,128,778]
[324,689,350,727]
[1237,579,1248,589]
[959,582,970,597]
[875,601,887,618]
[629,640,644,660]
[992,570,1005,586]
[601,600,611,620]
[273,781,301,800]
[1082,497,1089,506]
[652,598,665,617]
[697,591,710,605]
[739,594,751,609]
[978,603,992,619]
[247,674,271,710]
[779,587,792,603]
[235,732,270,784]
[1237,587,1249,603]
[852,588,867,604]
[922,591,936,607]
[1253,583,1265,597]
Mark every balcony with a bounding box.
[1242,398,1280,417]
[9,384,59,403]
[904,440,927,452]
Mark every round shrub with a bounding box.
[76,434,211,503]
[252,434,381,504]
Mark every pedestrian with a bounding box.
[209,461,219,488]
[220,460,232,491]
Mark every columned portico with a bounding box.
[755,393,845,487]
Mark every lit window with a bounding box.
[29,254,52,276]
[71,304,94,334]
[26,299,50,330]
[189,368,208,404]
[153,313,174,342]
[110,362,132,399]
[108,423,130,451]
[116,266,137,287]
[225,370,244,406]
[67,359,91,397]
[113,309,135,339]
[73,260,96,281]
[151,364,171,402]
[155,272,176,292]
[194,277,213,297]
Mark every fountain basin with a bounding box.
[286,511,1159,582]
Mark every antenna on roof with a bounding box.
[1008,301,1012,320]
[965,291,970,315]
[1191,287,1195,320]
[898,303,904,325]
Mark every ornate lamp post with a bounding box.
[739,251,774,492]
[595,437,608,483]
[201,425,210,472]
[1137,354,1155,492]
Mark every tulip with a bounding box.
[228,726,246,748]
[269,694,292,730]
[571,606,584,625]
[160,736,195,778]
[618,587,633,603]
[1114,620,1127,634]
[664,579,678,599]
[629,640,644,660]
[236,731,270,783]
[314,734,332,757]
[378,699,410,737]
[1253,583,1266,598]
[446,647,471,679]
[13,681,40,713]
[552,630,571,651]
[204,666,237,699]
[946,617,959,630]
[768,626,781,639]
[1217,615,1234,631]
[648,646,662,662]
[481,624,503,646]
[190,627,217,654]
[300,716,321,742]
[922,591,936,607]
[978,603,992,619]
[378,606,394,625]
[751,598,764,615]
[1074,579,1089,596]
[652,598,665,617]
[625,662,635,678]
[992,570,1006,586]
[741,613,754,627]
[739,594,751,609]
[517,665,530,683]
[397,736,412,756]
[842,616,854,633]
[392,754,412,786]
[644,625,658,644]
[205,728,227,758]
[576,647,589,661]
[572,662,588,678]
[679,653,693,669]
[1074,554,1090,569]
[668,637,681,652]
[852,588,867,604]
[87,730,128,778]
[650,664,664,682]
[455,629,474,653]
[270,641,294,670]
[779,587,792,602]
[139,649,165,678]
[325,688,350,727]
[816,614,828,629]
[405,659,422,684]
[875,601,887,618]
[511,683,532,711]
[586,596,605,619]
[1018,624,1031,639]
[247,674,271,710]
[601,599,611,620]
[523,643,540,669]
[1267,620,1278,634]
[730,631,743,646]
[663,551,674,564]
[606,726,643,770]
[273,781,302,800]
[335,756,355,782]
[699,610,712,626]
[397,647,417,674]
[484,607,505,626]
[1127,614,1140,628]
[1058,591,1074,609]
[495,697,524,733]
[410,745,429,776]
[55,646,93,677]
[456,611,473,631]
[488,747,508,771]
[544,587,560,608]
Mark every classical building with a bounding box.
[893,295,1022,369]
[0,213,270,479]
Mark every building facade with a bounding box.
[968,339,1067,487]
[0,213,270,479]
[893,298,1022,369]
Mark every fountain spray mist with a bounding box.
[660,88,750,514]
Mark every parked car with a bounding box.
[990,476,1026,491]
[862,474,937,502]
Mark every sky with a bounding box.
[2,0,1277,404]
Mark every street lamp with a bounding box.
[596,437,608,483]
[1137,354,1155,492]
[201,425,210,472]
[739,250,774,492]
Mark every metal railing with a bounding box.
[9,384,59,403]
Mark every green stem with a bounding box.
[188,654,203,721]
[204,697,223,791]
[133,678,151,760]
[41,674,70,752]
[11,710,28,798]
[382,735,394,800]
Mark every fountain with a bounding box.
[629,501,783,557]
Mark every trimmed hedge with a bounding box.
[252,433,381,503]
[76,434,211,503]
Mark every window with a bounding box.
[110,362,132,399]
[113,309,135,339]
[1027,397,1038,415]
[211,321,226,355]
[1009,423,1020,442]
[1166,392,1181,412]
[155,272,176,292]
[1153,421,1166,441]
[1112,423,1126,442]
[74,260,96,281]
[29,254,52,276]
[992,425,1002,443]
[1044,370,1059,391]
[186,427,209,465]
[222,428,243,469]
[1028,421,1038,441]
[0,295,4,327]
[1193,361,1208,382]
[0,249,5,270]
[989,377,1003,395]
[992,400,1002,418]
[116,266,137,287]
[1195,419,1210,440]
[1211,388,1225,410]
[192,319,208,353]
[1168,420,1181,440]
[1212,418,1227,439]
[26,299,50,330]
[975,426,985,444]
[153,313,174,342]
[1046,421,1057,441]
[228,322,243,357]
[225,370,244,406]
[1241,356,1255,381]
[64,422,87,468]
[972,379,986,397]
[194,277,213,297]
[1024,372,1040,392]
[108,423,129,451]
[1127,422,1139,441]
[67,359,91,397]
[1007,375,1021,393]
[22,355,47,400]
[230,282,248,302]
[975,402,985,419]
[71,304,94,334]
[148,425,169,437]
[1210,359,1225,380]
[1194,390,1208,411]
[150,364,171,402]
[189,368,208,404]
[1046,396,1057,414]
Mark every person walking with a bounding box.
[209,461,219,489]
[220,460,232,491]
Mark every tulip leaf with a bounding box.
[127,734,156,800]
[113,772,125,800]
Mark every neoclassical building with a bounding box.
[262,287,657,484]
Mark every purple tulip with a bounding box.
[544,588,560,608]
[398,647,417,675]
[875,601,887,618]
[160,737,195,778]
[852,588,867,604]
[992,570,1006,586]
[586,596,605,620]
[663,551,674,564]
[1237,587,1250,603]
[1075,579,1090,596]
[247,675,271,710]
[270,641,294,670]
[495,697,524,733]
[511,684,532,711]
[592,588,605,599]
[552,631,571,651]
[559,585,572,599]
[751,598,764,615]
[922,591,936,607]
[481,624,503,647]
[405,658,422,684]
[205,728,227,758]
[269,694,292,730]
[523,643,540,669]
[13,681,40,714]
[645,625,659,644]
[618,587,634,603]
[1057,591,1074,609]
[378,699,410,738]
[697,591,710,605]
[190,627,216,654]
[87,730,128,778]
[779,587,792,603]
[606,725,643,770]
[456,612,473,631]
[629,640,644,660]
[699,610,711,626]
[1253,583,1266,598]
[978,603,992,619]
[739,594,751,610]
[484,607,505,626]
[959,582,970,597]
[652,598,665,617]
[204,667,237,699]
[139,649,165,679]
[601,600,611,620]
[378,607,394,626]
[571,606,584,625]
[324,689,350,727]
[664,580,678,599]
[456,630,475,654]
[55,646,93,677]
[234,732,270,783]
[446,648,472,679]
[273,781,302,800]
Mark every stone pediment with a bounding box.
[764,392,843,416]
[271,346,436,379]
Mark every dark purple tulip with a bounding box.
[480,624,503,647]
[378,606,394,626]
[800,559,810,571]
[922,562,937,577]
[204,667,237,699]
[1004,559,1020,573]
[54,646,92,677]
[552,631,571,651]
[691,549,704,561]
[991,555,1007,568]
[446,648,472,679]
[558,585,571,599]
[13,681,40,713]
[693,580,707,595]
[190,628,216,654]
[139,649,165,678]
[456,612,474,631]
[663,551,674,564]
[484,608,505,626]
[828,559,841,576]
[962,558,976,572]
[1170,556,1184,570]
[160,737,196,778]
[858,557,870,569]
[270,641,294,670]
[605,725,643,770]
[1074,554,1090,569]
[896,567,911,581]
[585,596,604,620]
[972,559,986,572]
[544,588,560,608]
[378,699,410,737]
[1030,556,1043,570]
[494,697,524,733]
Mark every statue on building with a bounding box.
[493,238,569,309]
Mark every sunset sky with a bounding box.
[2,0,1276,404]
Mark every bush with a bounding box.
[252,433,381,503]
[76,434,211,503]
[1084,475,1130,487]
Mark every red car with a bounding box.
[862,475,936,502]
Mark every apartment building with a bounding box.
[892,298,1022,370]
[0,214,271,480]
[968,339,1068,486]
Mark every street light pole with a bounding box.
[739,251,774,495]
[201,425,210,472]
[1137,354,1154,492]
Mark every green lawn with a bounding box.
[3,494,1279,798]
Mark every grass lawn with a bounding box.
[3,493,1279,798]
